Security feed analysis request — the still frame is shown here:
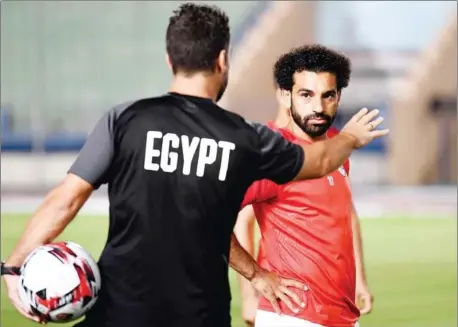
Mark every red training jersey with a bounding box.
[242,124,358,327]
[255,123,350,267]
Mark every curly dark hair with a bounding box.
[274,45,351,91]
[166,3,230,75]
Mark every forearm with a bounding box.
[352,204,367,283]
[6,180,90,266]
[234,207,256,257]
[233,207,258,298]
[230,233,260,282]
[296,133,356,180]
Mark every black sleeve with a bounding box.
[250,122,304,184]
[68,109,117,189]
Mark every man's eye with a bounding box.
[301,94,311,99]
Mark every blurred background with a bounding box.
[1,1,456,327]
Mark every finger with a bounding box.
[369,129,390,138]
[9,294,30,315]
[11,300,41,323]
[245,320,254,327]
[359,296,373,315]
[266,293,282,315]
[275,291,298,313]
[368,117,384,130]
[359,109,380,125]
[279,285,305,308]
[360,305,372,315]
[280,279,309,291]
[11,295,43,323]
[352,108,369,122]
[15,303,33,317]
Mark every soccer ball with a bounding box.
[18,241,101,323]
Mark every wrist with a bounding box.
[339,132,358,148]
[1,261,21,276]
[247,262,262,281]
[356,276,368,286]
[4,256,24,268]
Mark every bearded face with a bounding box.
[287,71,340,138]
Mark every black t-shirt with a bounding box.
[70,93,304,327]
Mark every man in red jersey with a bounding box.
[230,45,373,327]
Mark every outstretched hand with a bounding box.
[341,108,389,149]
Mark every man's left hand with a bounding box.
[356,281,373,315]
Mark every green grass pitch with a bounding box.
[1,214,456,327]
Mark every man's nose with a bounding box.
[313,101,324,113]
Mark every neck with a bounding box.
[274,110,289,128]
[169,73,219,101]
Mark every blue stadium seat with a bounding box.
[1,107,34,152]
[43,132,87,152]
[1,133,34,152]
[1,111,12,134]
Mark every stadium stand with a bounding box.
[1,106,34,152]
[1,2,261,152]
[388,14,457,184]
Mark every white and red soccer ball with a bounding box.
[18,241,101,323]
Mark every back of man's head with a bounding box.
[166,3,230,76]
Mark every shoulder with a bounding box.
[107,99,139,120]
[246,121,273,134]
[241,178,279,208]
[107,95,179,125]
[247,121,288,137]
[245,121,291,148]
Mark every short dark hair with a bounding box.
[166,3,230,75]
[274,44,351,91]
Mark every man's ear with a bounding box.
[165,53,173,71]
[277,88,292,110]
[216,49,228,73]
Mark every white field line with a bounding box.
[1,194,455,219]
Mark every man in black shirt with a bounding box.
[2,3,388,327]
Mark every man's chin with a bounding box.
[303,126,329,137]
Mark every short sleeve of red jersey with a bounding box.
[327,127,350,175]
[240,179,278,209]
